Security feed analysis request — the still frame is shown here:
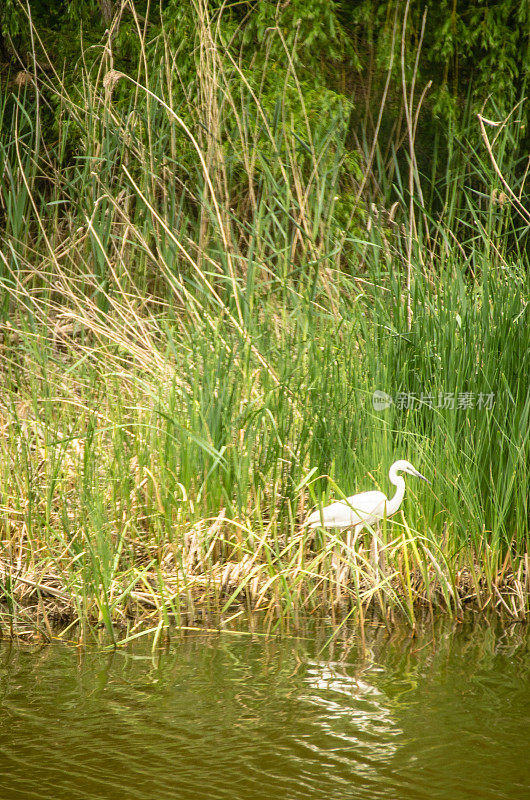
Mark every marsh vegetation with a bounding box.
[0,1,528,642]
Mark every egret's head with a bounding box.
[391,459,430,483]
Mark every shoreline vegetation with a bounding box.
[0,1,529,644]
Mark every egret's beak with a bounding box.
[413,469,430,484]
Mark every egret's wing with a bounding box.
[307,500,362,529]
[307,490,387,529]
[346,490,387,516]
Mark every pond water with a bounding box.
[0,618,529,800]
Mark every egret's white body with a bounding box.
[306,460,429,536]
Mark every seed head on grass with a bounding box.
[103,70,124,93]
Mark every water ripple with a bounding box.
[0,623,529,799]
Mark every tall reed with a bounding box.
[0,3,528,639]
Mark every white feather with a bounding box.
[306,459,429,533]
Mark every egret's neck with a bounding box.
[387,473,406,516]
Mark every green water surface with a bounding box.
[0,619,529,799]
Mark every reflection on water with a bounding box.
[0,619,529,799]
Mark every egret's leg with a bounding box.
[331,547,343,602]
[336,526,360,599]
[333,528,351,601]
[370,526,380,573]
[370,525,387,575]
[346,524,363,554]
[352,523,363,550]
[340,528,353,596]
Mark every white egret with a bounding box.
[306,460,429,551]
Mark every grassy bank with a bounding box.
[0,6,529,642]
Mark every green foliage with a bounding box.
[1,0,529,633]
[347,0,529,120]
[241,0,359,76]
[1,1,102,60]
